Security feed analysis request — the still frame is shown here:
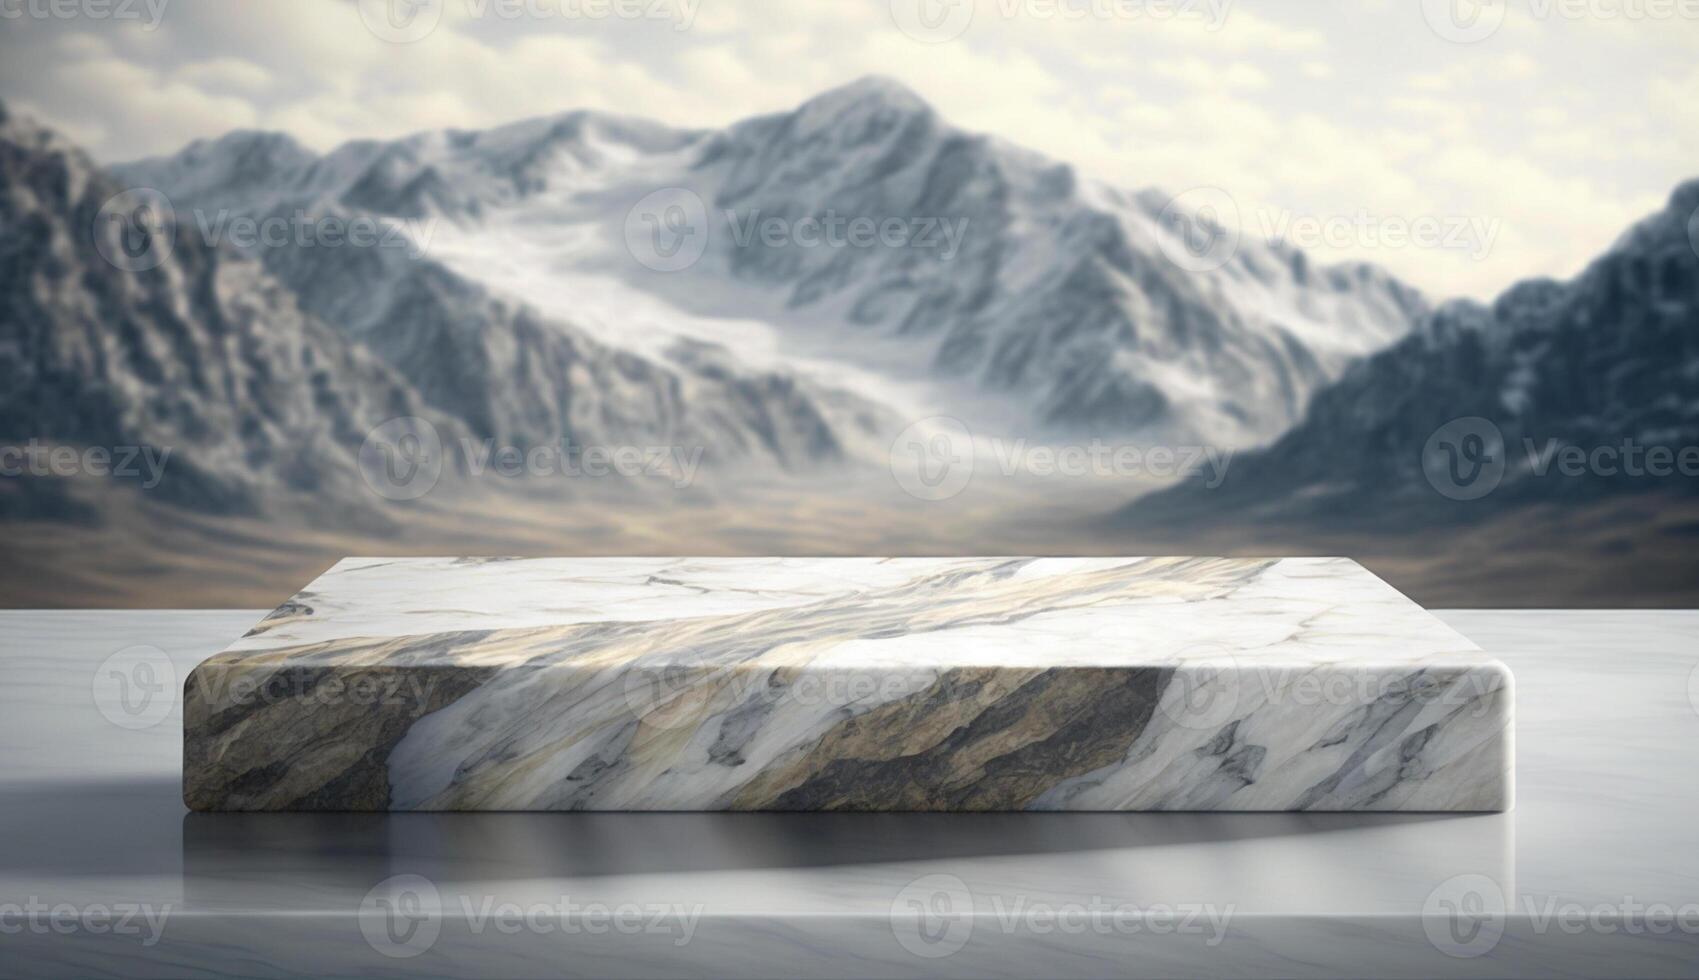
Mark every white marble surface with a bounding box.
[228,557,1486,670]
[188,557,1512,811]
[1,609,1695,976]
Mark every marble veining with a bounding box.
[183,557,1512,811]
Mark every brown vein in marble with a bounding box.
[731,665,1175,810]
[189,557,1280,810]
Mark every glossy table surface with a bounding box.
[1,610,1697,977]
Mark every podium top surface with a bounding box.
[210,556,1490,672]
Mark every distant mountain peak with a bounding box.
[1670,177,1699,212]
[197,128,314,161]
[0,100,66,151]
[815,75,931,108]
[792,75,935,126]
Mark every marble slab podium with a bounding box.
[182,557,1512,812]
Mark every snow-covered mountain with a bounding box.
[1115,180,1699,529]
[0,101,894,528]
[0,101,452,522]
[180,201,888,464]
[114,112,893,468]
[688,78,1427,443]
[130,110,697,220]
[121,77,1428,449]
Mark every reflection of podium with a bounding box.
[183,556,1512,812]
[174,807,1516,972]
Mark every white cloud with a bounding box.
[175,58,275,97]
[1150,58,1269,91]
[0,0,1691,301]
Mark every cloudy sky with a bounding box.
[3,0,1694,298]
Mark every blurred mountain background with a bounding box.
[3,75,1696,607]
